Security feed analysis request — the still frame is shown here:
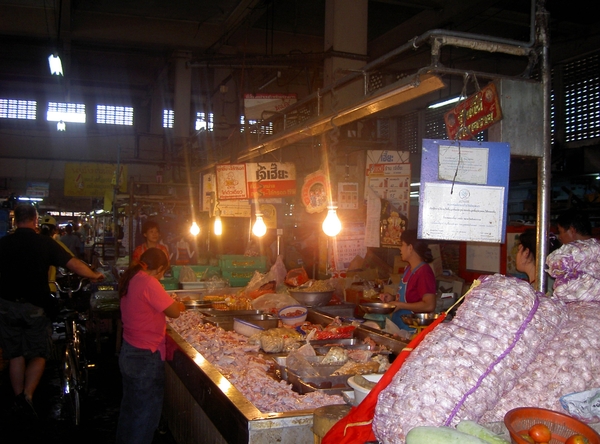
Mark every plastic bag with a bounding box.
[178,266,197,282]
[270,255,287,286]
[285,267,309,287]
[560,388,600,423]
[251,292,299,315]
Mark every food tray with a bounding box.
[204,314,278,331]
[287,368,350,396]
[199,309,262,317]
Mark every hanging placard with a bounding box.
[444,82,502,140]
[216,164,248,200]
[365,150,411,221]
[419,139,510,243]
[301,170,329,214]
[246,162,297,199]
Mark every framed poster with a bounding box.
[301,170,329,214]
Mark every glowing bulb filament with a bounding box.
[190,221,200,236]
[214,214,222,236]
[252,213,267,237]
[322,207,341,237]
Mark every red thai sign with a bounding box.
[246,162,297,199]
[444,83,502,140]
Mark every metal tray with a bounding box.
[204,314,278,331]
[199,309,262,317]
[287,368,350,396]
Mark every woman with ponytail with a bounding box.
[116,248,185,444]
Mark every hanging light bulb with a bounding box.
[252,213,267,237]
[190,221,200,236]
[48,54,63,76]
[213,212,222,236]
[322,205,342,237]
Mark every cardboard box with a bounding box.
[436,275,465,297]
[393,256,408,273]
[429,244,443,277]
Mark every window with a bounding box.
[47,102,86,123]
[163,109,174,128]
[97,105,133,126]
[239,115,273,135]
[563,53,600,143]
[195,111,214,131]
[0,99,37,120]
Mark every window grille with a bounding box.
[0,99,36,120]
[97,105,133,125]
[163,109,174,128]
[47,102,86,123]
[563,53,600,143]
[397,112,419,154]
[195,112,214,131]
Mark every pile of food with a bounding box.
[372,238,600,444]
[168,311,344,412]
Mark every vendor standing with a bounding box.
[380,229,437,332]
[131,220,170,267]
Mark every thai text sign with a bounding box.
[216,164,248,200]
[444,83,502,140]
[246,162,296,198]
[64,162,127,197]
[243,93,297,120]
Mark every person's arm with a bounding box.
[163,300,185,318]
[390,293,436,312]
[66,257,104,281]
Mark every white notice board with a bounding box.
[465,242,501,273]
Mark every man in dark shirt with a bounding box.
[0,204,103,418]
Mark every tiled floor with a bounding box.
[0,331,178,444]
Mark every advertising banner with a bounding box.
[246,162,297,199]
[216,164,248,200]
[64,162,127,197]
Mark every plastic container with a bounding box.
[233,318,265,337]
[504,407,600,444]
[347,373,383,405]
[278,305,308,325]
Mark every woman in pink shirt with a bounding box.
[116,248,184,444]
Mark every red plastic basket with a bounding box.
[504,407,600,444]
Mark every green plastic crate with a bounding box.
[221,269,260,287]
[218,255,268,271]
[170,265,221,281]
[160,278,179,290]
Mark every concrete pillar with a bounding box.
[324,0,368,111]
[173,50,193,141]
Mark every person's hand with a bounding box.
[92,271,105,281]
[379,292,394,303]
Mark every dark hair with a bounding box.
[14,204,37,224]
[519,228,561,257]
[401,229,434,263]
[142,220,160,234]
[119,248,169,298]
[40,225,55,237]
[556,209,592,236]
[65,224,73,234]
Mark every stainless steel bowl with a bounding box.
[288,290,333,307]
[359,302,396,314]
[402,313,439,326]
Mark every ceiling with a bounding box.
[0,0,598,102]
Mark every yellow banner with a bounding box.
[64,162,127,197]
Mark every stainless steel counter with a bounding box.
[163,309,408,444]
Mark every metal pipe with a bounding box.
[536,1,551,294]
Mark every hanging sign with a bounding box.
[365,150,411,220]
[418,139,510,243]
[64,162,127,197]
[338,182,359,209]
[216,164,248,200]
[444,82,502,140]
[301,170,329,214]
[243,93,297,120]
[246,162,297,199]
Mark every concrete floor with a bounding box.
[0,330,178,444]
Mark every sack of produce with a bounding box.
[373,274,566,444]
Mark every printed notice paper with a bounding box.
[421,182,505,242]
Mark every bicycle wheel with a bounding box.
[73,322,90,395]
[61,344,82,425]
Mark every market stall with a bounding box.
[162,308,407,444]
